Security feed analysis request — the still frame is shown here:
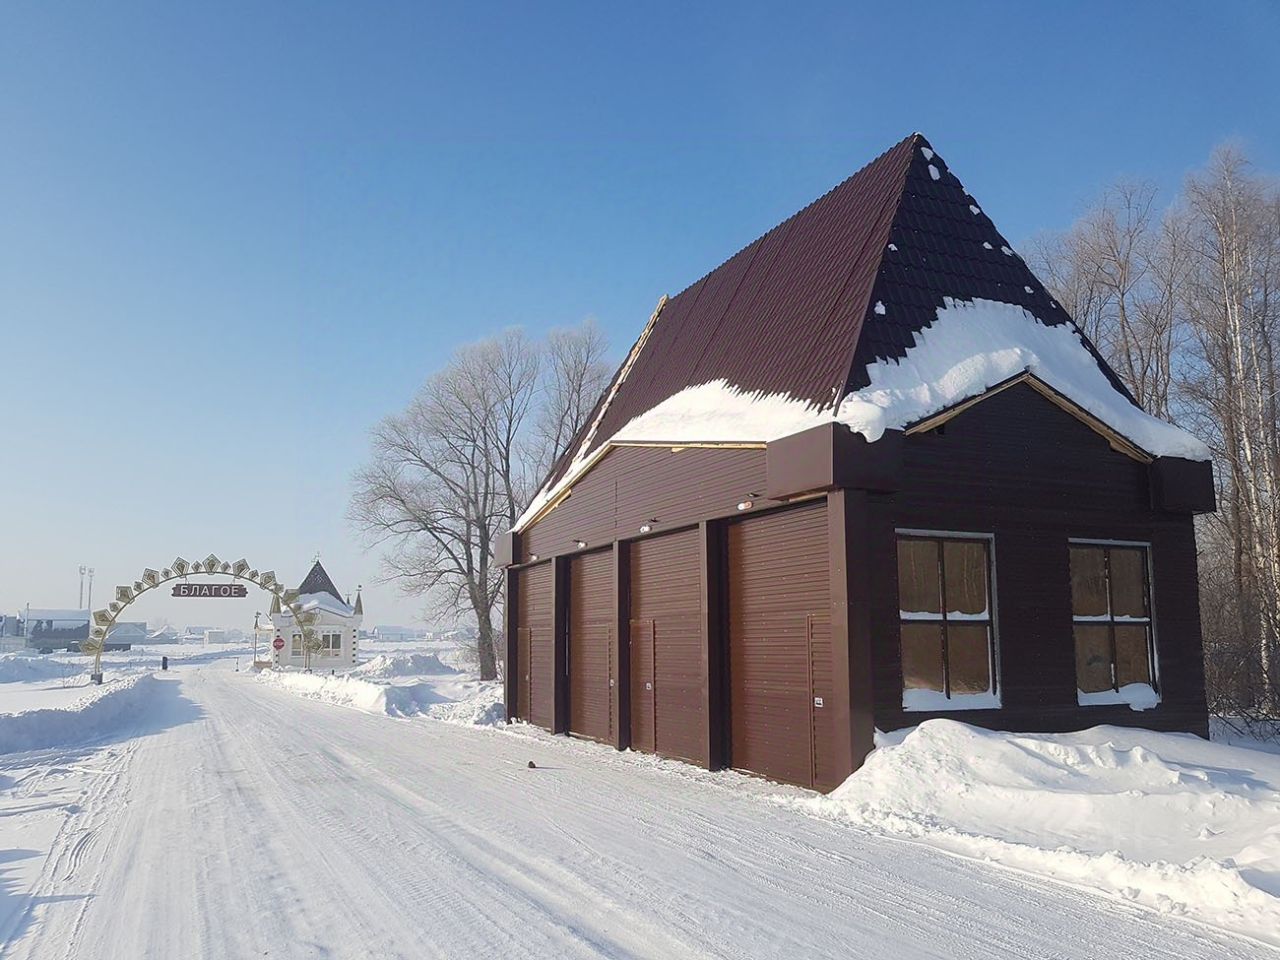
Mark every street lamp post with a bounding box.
[86,568,95,612]
[253,611,261,664]
[79,565,87,608]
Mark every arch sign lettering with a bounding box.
[85,554,318,679]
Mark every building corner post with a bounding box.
[828,489,878,783]
[503,566,519,722]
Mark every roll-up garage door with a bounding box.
[568,549,614,743]
[727,501,833,789]
[516,561,554,731]
[630,528,706,765]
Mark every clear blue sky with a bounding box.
[2,2,1276,629]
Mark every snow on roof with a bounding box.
[273,591,355,618]
[514,297,1208,530]
[25,609,90,622]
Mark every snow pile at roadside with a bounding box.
[421,680,505,727]
[255,670,444,718]
[254,667,505,727]
[794,720,1280,948]
[350,652,456,679]
[0,673,158,754]
[0,653,84,684]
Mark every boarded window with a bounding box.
[897,536,996,702]
[1069,544,1155,695]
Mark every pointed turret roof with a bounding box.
[517,133,1203,530]
[298,560,344,603]
[269,593,281,615]
[353,588,363,615]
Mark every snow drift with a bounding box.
[255,670,443,717]
[795,720,1280,948]
[350,652,456,679]
[0,673,158,754]
[0,653,84,684]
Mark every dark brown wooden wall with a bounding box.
[520,446,766,563]
[516,562,554,729]
[871,383,1209,737]
[568,549,614,743]
[630,527,705,764]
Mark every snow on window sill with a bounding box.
[903,688,1002,712]
[1077,683,1160,712]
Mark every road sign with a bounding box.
[272,637,285,651]
[172,582,248,599]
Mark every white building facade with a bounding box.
[268,561,362,669]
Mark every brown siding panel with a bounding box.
[568,549,614,743]
[516,562,554,731]
[522,446,766,564]
[727,502,831,788]
[630,528,706,765]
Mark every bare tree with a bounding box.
[1029,181,1185,418]
[530,319,611,478]
[351,320,609,681]
[350,330,539,680]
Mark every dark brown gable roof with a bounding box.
[535,133,1131,500]
[298,560,344,603]
[585,134,915,455]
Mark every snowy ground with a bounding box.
[1,642,1277,959]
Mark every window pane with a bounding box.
[1070,546,1108,618]
[898,540,941,616]
[900,623,944,691]
[1074,624,1112,693]
[947,623,992,695]
[1114,625,1152,687]
[1109,548,1149,620]
[944,541,989,617]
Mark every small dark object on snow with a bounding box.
[527,760,537,769]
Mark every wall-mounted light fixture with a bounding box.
[638,523,652,534]
[736,500,754,511]
[529,554,539,561]
[574,540,587,549]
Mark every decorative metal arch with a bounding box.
[84,554,319,675]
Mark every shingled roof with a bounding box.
[298,560,344,604]
[521,133,1153,528]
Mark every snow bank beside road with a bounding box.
[255,670,443,717]
[350,652,456,678]
[0,673,158,754]
[254,667,505,726]
[795,720,1280,948]
[0,653,84,684]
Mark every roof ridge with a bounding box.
[823,136,920,414]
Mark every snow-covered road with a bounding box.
[2,664,1272,959]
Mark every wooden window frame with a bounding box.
[896,530,1000,706]
[1069,539,1158,698]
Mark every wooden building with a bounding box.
[499,134,1215,792]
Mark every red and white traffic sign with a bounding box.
[272,637,285,651]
